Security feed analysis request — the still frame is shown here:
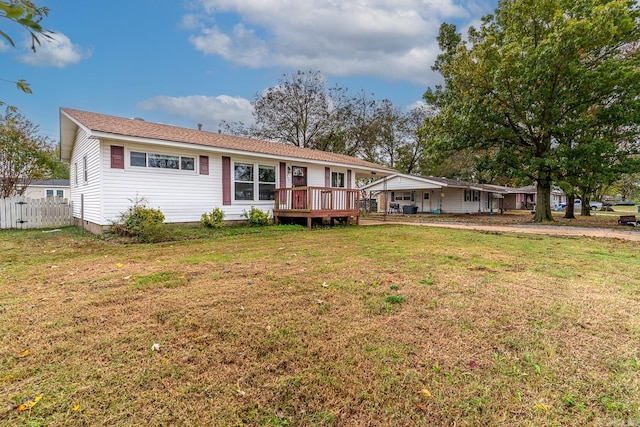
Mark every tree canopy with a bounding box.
[423,0,640,221]
[223,69,427,172]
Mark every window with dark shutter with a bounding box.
[199,155,209,175]
[325,167,330,187]
[110,146,124,169]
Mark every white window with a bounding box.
[234,163,276,201]
[258,165,276,200]
[74,162,78,185]
[131,151,147,167]
[395,192,411,201]
[130,151,195,171]
[149,153,179,169]
[45,189,64,198]
[464,190,480,202]
[83,156,88,182]
[331,171,345,188]
[424,193,430,200]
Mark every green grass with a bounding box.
[0,225,639,426]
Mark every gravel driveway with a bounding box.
[360,218,640,242]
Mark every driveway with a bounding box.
[360,218,640,242]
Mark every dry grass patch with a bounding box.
[1,225,639,426]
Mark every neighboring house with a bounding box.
[360,174,509,214]
[503,185,566,210]
[503,185,537,210]
[19,179,70,200]
[361,175,566,214]
[59,108,392,233]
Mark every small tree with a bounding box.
[0,106,57,198]
[242,207,271,226]
[200,207,225,229]
[111,196,167,243]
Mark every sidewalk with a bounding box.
[359,218,640,242]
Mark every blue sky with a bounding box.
[1,0,497,142]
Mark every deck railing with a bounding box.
[273,187,360,212]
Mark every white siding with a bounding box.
[71,135,372,226]
[69,128,102,224]
[102,141,224,224]
[23,186,68,200]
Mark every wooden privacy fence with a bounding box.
[0,197,73,229]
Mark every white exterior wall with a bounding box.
[440,188,486,213]
[23,186,69,200]
[101,141,224,224]
[91,142,359,225]
[70,128,102,224]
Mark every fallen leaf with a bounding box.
[469,360,477,370]
[116,263,123,268]
[535,403,548,411]
[1,375,12,381]
[17,349,30,358]
[72,404,81,411]
[419,389,432,397]
[16,395,42,412]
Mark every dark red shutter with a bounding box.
[222,156,231,205]
[325,167,330,187]
[110,146,124,169]
[347,170,352,189]
[279,162,287,203]
[199,155,209,175]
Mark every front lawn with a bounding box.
[1,226,638,426]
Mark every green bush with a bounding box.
[111,197,168,242]
[201,207,225,229]
[242,206,271,226]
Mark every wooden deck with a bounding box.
[273,187,360,229]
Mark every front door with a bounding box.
[292,166,307,209]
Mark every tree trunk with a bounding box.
[533,172,554,222]
[564,194,576,219]
[580,197,591,216]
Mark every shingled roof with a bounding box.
[60,108,393,173]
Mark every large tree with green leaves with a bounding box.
[1,0,51,97]
[0,106,58,198]
[423,0,640,222]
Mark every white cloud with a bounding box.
[186,0,494,85]
[136,95,255,130]
[19,32,90,67]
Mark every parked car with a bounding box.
[557,200,603,210]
